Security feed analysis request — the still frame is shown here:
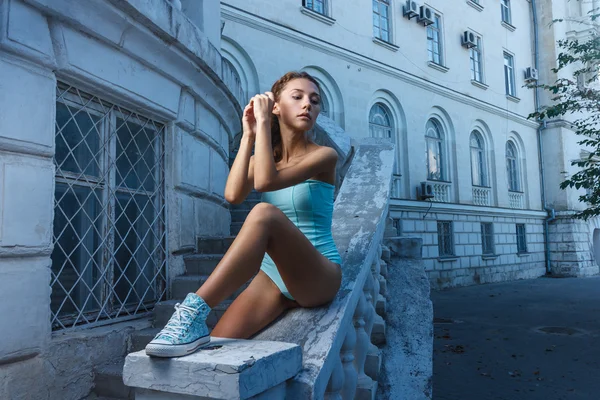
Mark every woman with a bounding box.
[145,72,342,358]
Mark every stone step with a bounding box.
[230,221,243,235]
[153,300,233,330]
[184,254,223,275]
[196,237,235,255]
[92,359,133,400]
[172,275,209,300]
[172,275,251,302]
[229,199,260,211]
[230,209,250,223]
[129,327,161,353]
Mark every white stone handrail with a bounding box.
[124,138,395,399]
[430,181,451,202]
[472,186,491,206]
[253,138,395,399]
[509,191,524,209]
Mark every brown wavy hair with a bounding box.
[270,71,321,162]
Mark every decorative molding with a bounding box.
[299,6,335,25]
[427,61,449,73]
[390,198,547,218]
[372,37,399,52]
[466,0,484,12]
[438,257,459,262]
[221,5,539,129]
[506,94,521,103]
[471,80,489,90]
[501,21,516,32]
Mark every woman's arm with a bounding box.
[224,103,257,204]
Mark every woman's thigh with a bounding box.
[253,203,342,307]
[211,270,297,339]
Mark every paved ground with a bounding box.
[431,276,600,400]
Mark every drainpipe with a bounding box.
[531,0,555,274]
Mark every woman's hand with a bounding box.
[252,92,275,124]
[242,101,256,140]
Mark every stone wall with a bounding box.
[0,0,240,398]
[548,212,600,277]
[390,202,547,289]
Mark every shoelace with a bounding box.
[158,303,198,340]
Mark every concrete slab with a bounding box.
[123,338,302,400]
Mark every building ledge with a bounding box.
[300,6,335,25]
[471,80,489,90]
[466,0,484,12]
[438,256,458,262]
[502,21,516,32]
[506,94,521,103]
[517,252,531,257]
[428,61,449,73]
[482,255,498,260]
[373,37,399,52]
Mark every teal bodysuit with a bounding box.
[259,179,342,300]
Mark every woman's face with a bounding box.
[273,78,321,132]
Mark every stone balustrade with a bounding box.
[123,138,396,399]
[472,186,491,206]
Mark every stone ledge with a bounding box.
[123,338,302,400]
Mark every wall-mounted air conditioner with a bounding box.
[418,5,435,26]
[524,67,539,82]
[418,182,434,200]
[403,0,419,19]
[461,30,477,48]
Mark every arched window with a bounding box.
[425,119,445,181]
[470,131,487,186]
[320,90,330,118]
[506,141,520,191]
[369,103,393,141]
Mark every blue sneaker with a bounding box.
[145,293,211,357]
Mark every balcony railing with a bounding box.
[472,186,491,206]
[509,191,524,209]
[391,174,402,198]
[430,181,451,202]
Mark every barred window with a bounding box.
[373,0,391,42]
[303,0,326,15]
[437,221,455,257]
[470,36,483,83]
[516,224,528,253]
[51,84,167,330]
[481,223,495,255]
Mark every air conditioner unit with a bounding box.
[418,182,434,200]
[461,30,477,48]
[418,5,435,26]
[524,67,539,82]
[403,0,419,19]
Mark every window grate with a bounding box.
[481,222,495,255]
[516,224,528,253]
[437,221,455,257]
[51,83,167,330]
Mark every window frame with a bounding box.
[426,119,447,181]
[501,0,512,24]
[506,141,521,192]
[427,13,444,66]
[303,0,328,16]
[373,0,392,43]
[369,103,394,142]
[481,222,495,255]
[470,131,488,187]
[437,221,455,257]
[504,51,516,97]
[516,223,528,253]
[470,35,484,83]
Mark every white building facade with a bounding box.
[221,0,600,288]
[0,0,241,397]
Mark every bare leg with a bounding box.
[196,202,341,308]
[211,271,298,339]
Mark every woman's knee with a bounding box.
[246,202,283,227]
